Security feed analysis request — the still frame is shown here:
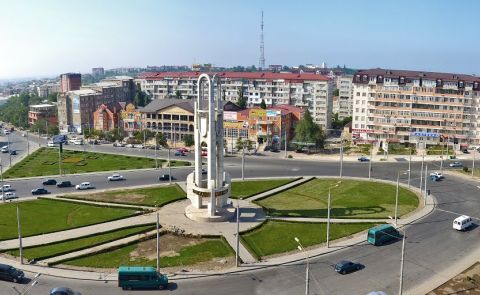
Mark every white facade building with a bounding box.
[137,72,334,130]
[336,75,353,120]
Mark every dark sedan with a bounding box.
[42,179,57,185]
[49,287,81,295]
[357,156,370,162]
[159,174,175,181]
[31,188,49,195]
[334,260,363,275]
[56,181,72,188]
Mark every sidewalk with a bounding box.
[247,176,313,201]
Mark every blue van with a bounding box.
[118,266,168,290]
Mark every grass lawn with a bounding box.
[426,145,455,155]
[4,148,158,178]
[256,178,418,218]
[6,224,155,260]
[241,220,377,258]
[0,199,139,241]
[62,235,234,268]
[62,184,186,207]
[230,178,296,199]
[166,160,192,167]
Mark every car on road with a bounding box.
[125,144,134,148]
[462,149,470,154]
[453,215,473,231]
[72,139,83,145]
[177,147,189,153]
[49,287,82,295]
[1,146,9,153]
[31,188,49,195]
[334,260,362,275]
[358,156,370,162]
[429,171,443,179]
[47,141,57,147]
[42,179,57,185]
[0,263,24,283]
[3,130,10,135]
[0,192,17,201]
[75,182,94,190]
[159,174,174,181]
[134,144,145,149]
[118,266,168,291]
[1,184,13,192]
[108,173,125,181]
[113,142,125,147]
[174,151,186,156]
[9,150,16,155]
[56,181,73,188]
[449,161,463,168]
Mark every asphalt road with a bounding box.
[0,135,479,295]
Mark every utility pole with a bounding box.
[395,171,400,225]
[58,143,62,176]
[38,128,40,147]
[399,230,406,295]
[45,120,48,140]
[1,160,4,204]
[368,144,372,179]
[156,212,160,271]
[326,187,332,248]
[284,128,287,158]
[339,139,343,178]
[155,131,158,169]
[424,164,428,206]
[294,237,309,295]
[168,147,172,184]
[236,200,240,267]
[17,206,23,265]
[419,154,424,197]
[472,150,476,178]
[241,146,245,180]
[8,133,11,167]
[26,131,29,155]
[407,147,411,188]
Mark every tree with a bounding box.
[133,90,148,107]
[237,89,247,109]
[333,89,339,96]
[295,110,325,148]
[175,90,181,99]
[183,134,194,147]
[236,138,254,152]
[260,99,267,109]
[105,128,123,142]
[155,132,168,147]
[46,93,58,102]
[134,130,155,143]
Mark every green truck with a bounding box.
[118,266,168,290]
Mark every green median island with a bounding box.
[4,147,188,178]
[5,224,155,261]
[0,199,140,241]
[60,234,234,270]
[255,178,418,219]
[241,220,377,259]
[62,184,186,207]
[230,178,297,199]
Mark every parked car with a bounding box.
[1,184,13,192]
[462,149,470,154]
[75,182,94,190]
[42,179,57,185]
[334,260,363,275]
[159,174,174,181]
[177,147,189,153]
[47,141,57,147]
[9,150,16,155]
[1,146,9,153]
[108,173,125,181]
[56,181,73,188]
[3,130,10,135]
[49,287,82,295]
[125,144,134,148]
[0,192,17,201]
[72,139,83,145]
[88,139,99,145]
[0,263,24,283]
[113,142,125,147]
[174,151,185,156]
[134,144,145,149]
[449,161,463,168]
[358,156,370,162]
[31,188,49,195]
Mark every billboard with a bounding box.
[266,110,281,117]
[224,111,238,121]
[250,109,266,117]
[72,95,80,114]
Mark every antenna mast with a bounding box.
[259,10,265,70]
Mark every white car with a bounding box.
[4,130,10,135]
[72,139,84,145]
[108,173,125,181]
[449,161,462,168]
[75,182,94,190]
[47,141,57,147]
[429,171,443,179]
[0,192,17,201]
[1,184,12,192]
[125,144,134,148]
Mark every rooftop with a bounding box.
[138,71,330,82]
[30,104,55,108]
[67,89,99,96]
[140,98,194,113]
[355,68,480,83]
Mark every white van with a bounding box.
[453,215,473,231]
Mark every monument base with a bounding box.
[185,204,236,222]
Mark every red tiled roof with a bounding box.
[138,71,330,82]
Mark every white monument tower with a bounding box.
[185,74,234,222]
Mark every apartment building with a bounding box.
[93,102,124,131]
[28,104,57,125]
[136,71,333,130]
[37,83,60,97]
[351,68,480,149]
[336,75,353,120]
[57,76,135,133]
[60,73,81,92]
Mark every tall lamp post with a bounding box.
[388,218,407,295]
[294,237,309,295]
[472,150,476,178]
[368,144,373,179]
[395,170,410,225]
[326,181,341,248]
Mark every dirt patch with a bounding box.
[130,234,202,261]
[76,192,146,204]
[428,262,480,294]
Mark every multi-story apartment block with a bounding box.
[57,76,135,133]
[121,103,143,136]
[92,67,105,76]
[60,73,81,93]
[336,75,353,120]
[37,83,60,98]
[351,68,480,149]
[137,72,333,130]
[28,104,57,125]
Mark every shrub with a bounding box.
[287,155,293,159]
[463,167,469,172]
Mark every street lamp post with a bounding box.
[155,131,158,169]
[17,206,23,264]
[326,182,341,248]
[339,139,343,178]
[241,144,245,181]
[407,147,412,188]
[368,144,373,180]
[419,154,424,196]
[156,212,160,271]
[7,133,11,167]
[472,150,476,178]
[168,147,172,184]
[424,164,428,206]
[395,170,409,225]
[294,237,309,295]
[1,159,4,204]
[236,200,240,267]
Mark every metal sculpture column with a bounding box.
[186,74,233,222]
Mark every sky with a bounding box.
[0,0,479,79]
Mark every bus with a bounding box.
[118,266,168,290]
[367,224,401,246]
